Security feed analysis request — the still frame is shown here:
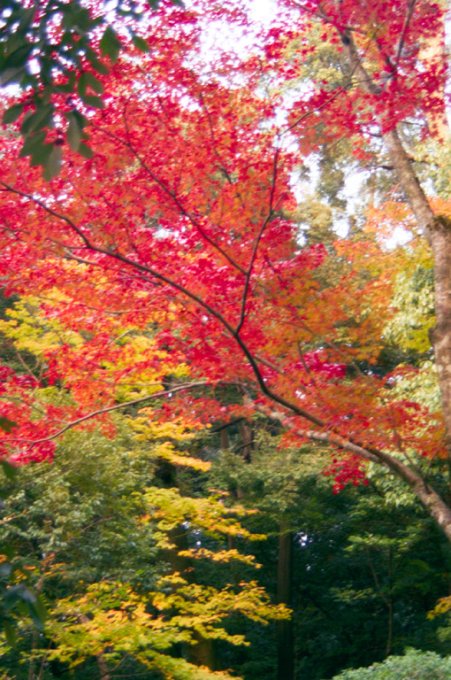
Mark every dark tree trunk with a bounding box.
[276,523,295,680]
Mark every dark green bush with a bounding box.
[330,649,451,679]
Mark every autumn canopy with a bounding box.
[0,0,450,540]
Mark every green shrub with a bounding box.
[330,649,451,679]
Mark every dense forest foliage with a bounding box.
[0,0,450,678]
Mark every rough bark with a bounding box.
[341,26,451,457]
[340,26,451,465]
[375,447,451,543]
[425,220,451,454]
[384,132,451,459]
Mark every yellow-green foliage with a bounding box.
[46,582,239,679]
[0,295,83,355]
[144,486,264,550]
[46,577,288,679]
[386,262,435,354]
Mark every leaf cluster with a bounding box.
[0,0,182,177]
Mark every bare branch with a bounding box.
[236,148,280,335]
[13,381,208,446]
[394,0,418,71]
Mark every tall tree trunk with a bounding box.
[238,420,253,463]
[383,130,451,459]
[316,24,451,541]
[276,522,295,680]
[341,22,451,458]
[95,655,111,680]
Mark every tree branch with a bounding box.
[13,381,208,446]
[236,148,280,335]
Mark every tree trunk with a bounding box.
[331,27,451,538]
[189,633,216,670]
[96,655,111,680]
[276,523,295,680]
[422,219,451,455]
[238,420,253,463]
[341,23,451,460]
[383,129,451,458]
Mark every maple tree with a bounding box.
[0,0,450,550]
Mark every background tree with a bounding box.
[212,432,451,679]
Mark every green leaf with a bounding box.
[2,103,25,125]
[0,460,17,480]
[70,109,87,129]
[78,142,94,159]
[0,417,17,433]
[81,94,104,109]
[20,104,54,134]
[3,621,17,648]
[43,144,62,181]
[1,44,33,70]
[132,36,149,53]
[30,142,54,167]
[100,26,122,62]
[66,112,83,151]
[84,71,104,94]
[19,131,46,157]
[4,584,31,609]
[85,53,110,75]
[68,7,92,33]
[29,597,47,629]
[17,7,35,32]
[78,71,104,97]
[0,65,26,87]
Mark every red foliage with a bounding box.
[0,0,447,493]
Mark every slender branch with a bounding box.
[3,179,451,540]
[0,180,327,429]
[394,0,418,71]
[13,381,207,446]
[298,429,381,464]
[0,181,435,466]
[236,148,280,335]
[336,30,436,227]
[0,183,92,249]
[0,183,422,469]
